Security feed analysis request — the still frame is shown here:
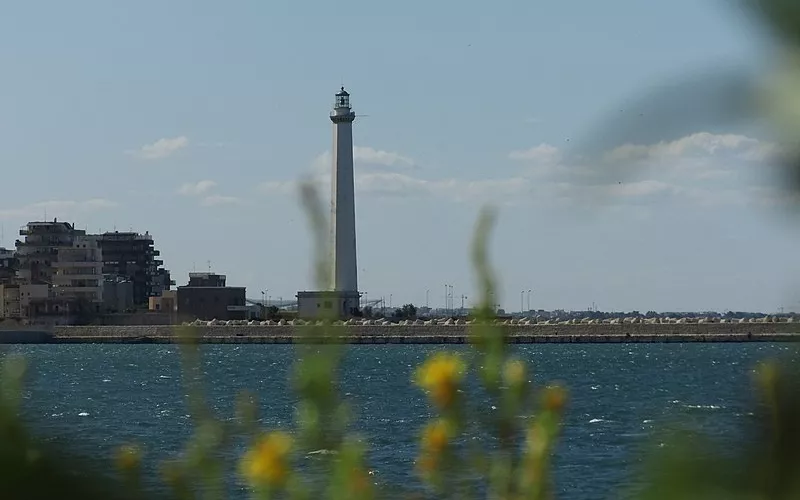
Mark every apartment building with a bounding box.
[51,235,104,312]
[15,220,85,284]
[95,231,173,306]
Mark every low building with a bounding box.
[103,275,134,313]
[186,272,227,287]
[176,273,246,321]
[296,290,361,319]
[149,289,176,314]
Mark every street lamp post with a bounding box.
[426,289,429,309]
[527,289,532,314]
[520,290,524,314]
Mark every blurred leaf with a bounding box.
[745,0,800,46]
[631,360,800,500]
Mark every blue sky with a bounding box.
[2,0,799,313]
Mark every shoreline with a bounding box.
[1,323,799,344]
[44,333,800,344]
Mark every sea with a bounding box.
[4,343,798,499]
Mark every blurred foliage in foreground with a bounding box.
[2,2,800,499]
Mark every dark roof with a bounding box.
[336,86,349,97]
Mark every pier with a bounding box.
[0,322,794,344]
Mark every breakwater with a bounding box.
[26,322,800,344]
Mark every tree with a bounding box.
[264,305,280,321]
[392,303,417,320]
[362,306,374,319]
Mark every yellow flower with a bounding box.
[525,422,548,458]
[421,418,453,454]
[416,453,440,478]
[542,385,567,413]
[502,358,527,387]
[347,467,373,496]
[115,444,141,473]
[416,418,455,482]
[414,352,466,409]
[240,431,293,488]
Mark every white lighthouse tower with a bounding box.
[296,87,361,318]
[330,87,359,302]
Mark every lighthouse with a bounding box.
[296,87,361,318]
[330,87,359,301]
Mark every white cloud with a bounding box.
[261,170,530,205]
[504,132,793,208]
[178,180,217,196]
[201,195,241,207]
[509,143,561,164]
[353,146,415,167]
[258,132,791,209]
[311,145,417,173]
[258,180,303,196]
[0,199,118,221]
[128,136,189,160]
[608,180,675,198]
[602,132,775,164]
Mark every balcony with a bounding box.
[53,259,100,266]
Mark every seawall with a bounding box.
[28,323,800,344]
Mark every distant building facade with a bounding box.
[176,272,246,321]
[95,231,173,307]
[52,235,104,312]
[103,275,135,313]
[16,220,84,284]
[0,284,21,319]
[0,248,17,284]
[10,220,173,323]
[149,289,176,316]
[19,283,52,321]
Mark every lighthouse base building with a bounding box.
[296,290,360,319]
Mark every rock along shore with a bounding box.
[33,323,800,344]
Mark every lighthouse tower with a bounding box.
[330,87,360,315]
[296,87,361,319]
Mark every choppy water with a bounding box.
[5,343,798,499]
